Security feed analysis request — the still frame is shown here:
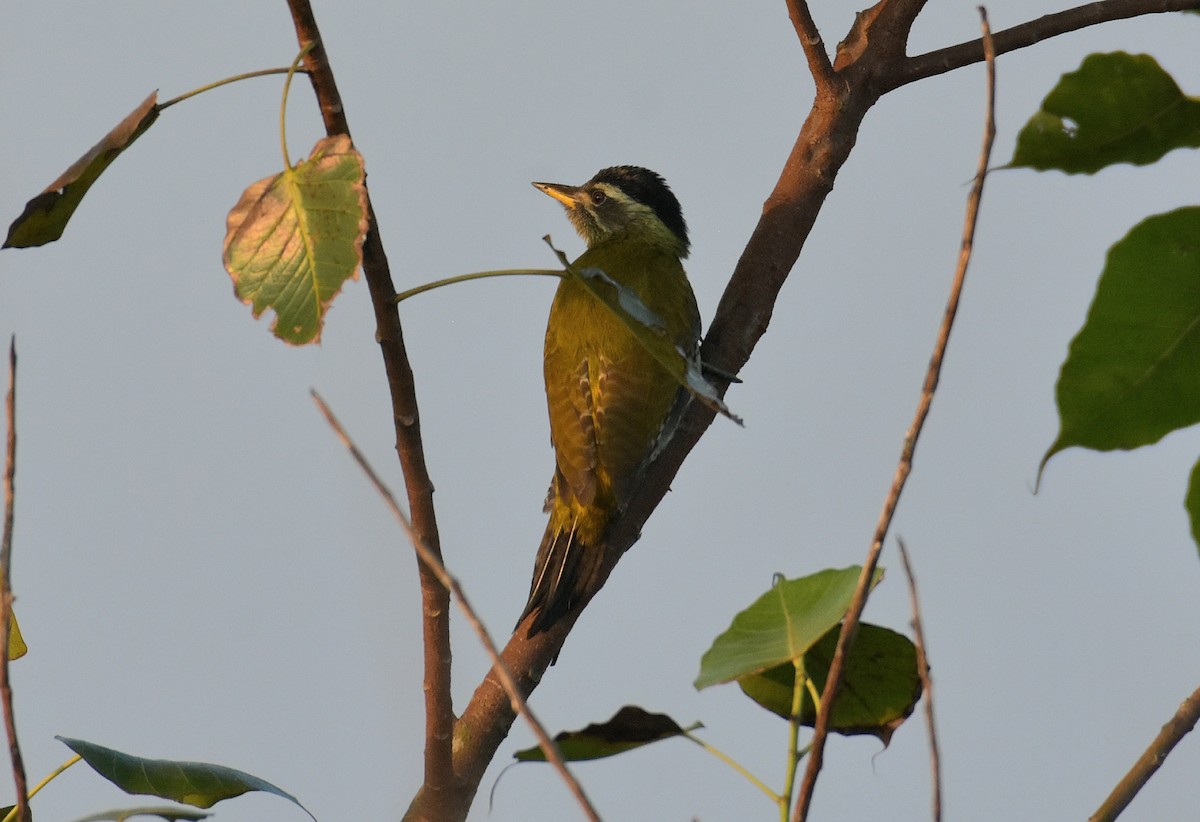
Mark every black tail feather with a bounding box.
[518,520,585,636]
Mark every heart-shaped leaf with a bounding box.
[695,567,881,690]
[738,622,921,744]
[223,134,368,345]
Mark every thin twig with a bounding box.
[310,392,600,822]
[1,340,28,822]
[785,0,836,90]
[1090,683,1200,821]
[792,10,997,821]
[282,3,457,815]
[893,0,1200,89]
[897,539,941,822]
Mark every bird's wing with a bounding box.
[544,345,599,508]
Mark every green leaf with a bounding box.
[56,737,314,819]
[738,623,920,744]
[72,807,210,821]
[694,567,881,690]
[513,705,692,762]
[3,583,26,660]
[1042,208,1200,473]
[1186,458,1200,555]
[6,615,26,660]
[223,134,368,345]
[4,92,160,248]
[1010,52,1200,174]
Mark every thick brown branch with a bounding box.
[284,2,456,818]
[895,0,1200,89]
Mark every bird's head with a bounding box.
[533,165,689,258]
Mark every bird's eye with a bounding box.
[589,189,607,206]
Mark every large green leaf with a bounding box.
[1042,208,1200,473]
[4,92,160,248]
[1010,52,1200,174]
[738,623,920,744]
[72,808,210,821]
[512,705,692,762]
[223,134,367,345]
[56,737,314,819]
[694,567,881,690]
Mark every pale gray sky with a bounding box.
[3,3,1200,820]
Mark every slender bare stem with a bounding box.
[681,731,780,806]
[1,340,28,822]
[792,11,996,821]
[897,539,941,822]
[786,0,835,89]
[0,755,82,822]
[1090,683,1200,821]
[394,269,563,303]
[310,392,600,822]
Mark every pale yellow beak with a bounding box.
[532,181,582,207]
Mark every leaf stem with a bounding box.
[393,269,564,303]
[682,729,781,806]
[279,44,316,170]
[0,755,81,822]
[157,67,311,111]
[780,662,808,820]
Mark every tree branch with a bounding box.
[894,0,1200,89]
[283,2,456,818]
[794,9,996,820]
[786,0,836,90]
[2,340,29,822]
[1090,683,1200,821]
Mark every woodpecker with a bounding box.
[519,166,701,635]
